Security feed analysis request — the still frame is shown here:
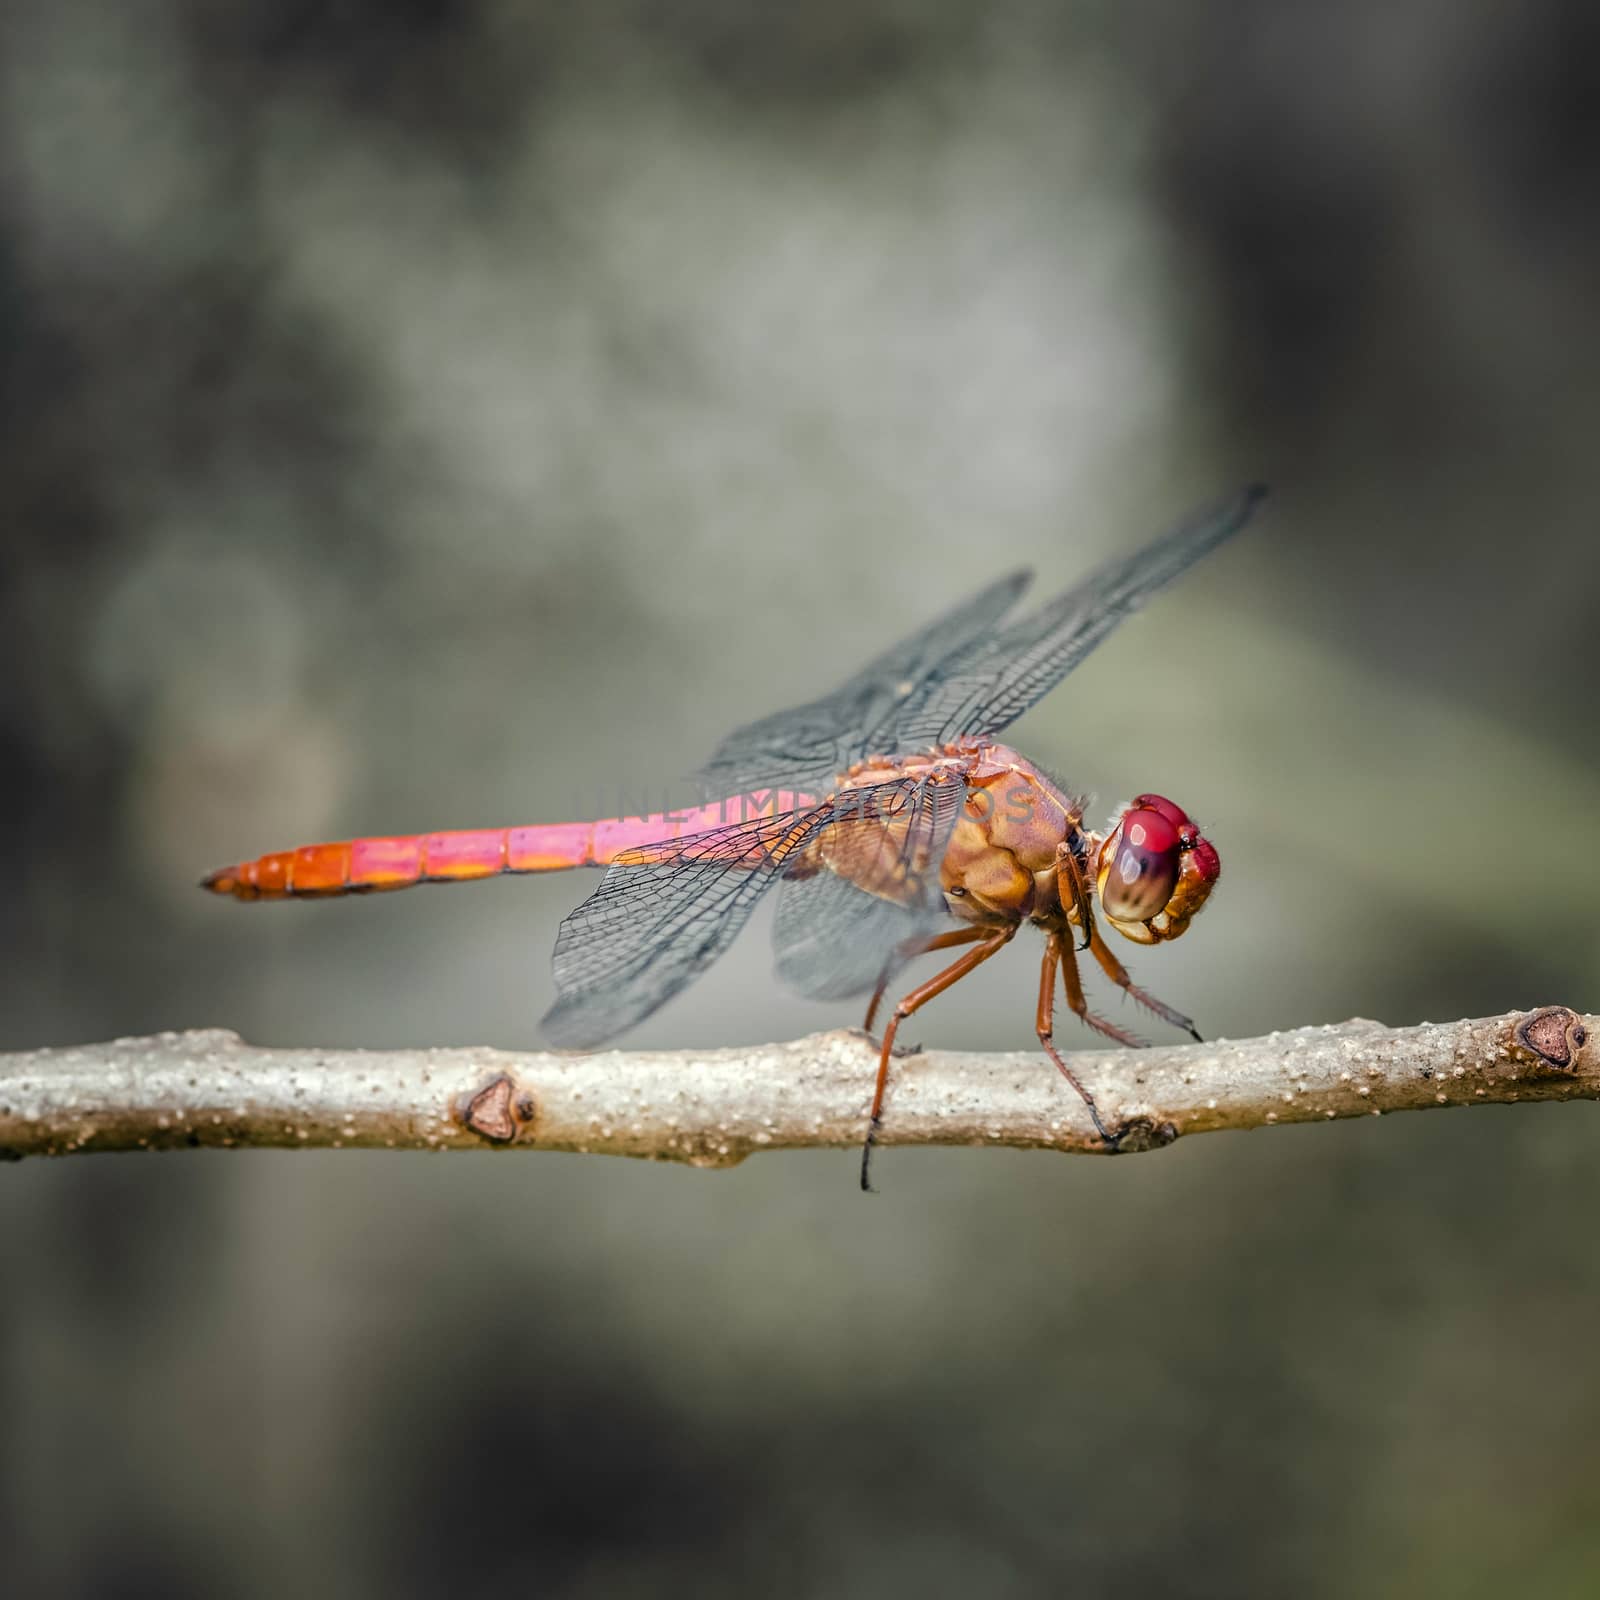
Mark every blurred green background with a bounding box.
[4,2,1600,1595]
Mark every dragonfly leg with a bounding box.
[862,926,990,1037]
[863,926,1015,1192]
[1057,924,1147,1049]
[1088,924,1202,1041]
[1054,842,1095,952]
[1037,932,1117,1144]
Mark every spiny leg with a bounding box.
[1057,922,1147,1049]
[863,927,1014,1192]
[1037,932,1116,1143]
[1088,923,1201,1041]
[862,926,989,1037]
[1053,842,1095,952]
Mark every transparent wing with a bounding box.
[695,568,1031,795]
[541,807,819,1048]
[772,774,966,1001]
[887,486,1265,749]
[541,778,946,1047]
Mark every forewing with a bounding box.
[772,775,966,1001]
[887,486,1265,749]
[696,568,1031,794]
[541,805,826,1048]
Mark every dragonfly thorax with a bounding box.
[936,744,1084,924]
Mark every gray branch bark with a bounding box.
[0,1007,1592,1166]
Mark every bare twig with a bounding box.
[0,1007,1592,1166]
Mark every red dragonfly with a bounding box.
[205,486,1265,1186]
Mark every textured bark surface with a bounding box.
[0,1008,1592,1166]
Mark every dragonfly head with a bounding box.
[1095,794,1220,945]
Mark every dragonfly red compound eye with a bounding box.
[1188,835,1221,887]
[1100,804,1182,922]
[1131,793,1191,831]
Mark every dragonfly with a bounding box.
[204,485,1265,1187]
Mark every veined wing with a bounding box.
[541,778,944,1046]
[772,772,966,1001]
[695,568,1031,795]
[887,485,1266,750]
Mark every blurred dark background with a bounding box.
[4,2,1599,1594]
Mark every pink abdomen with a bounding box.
[200,793,815,901]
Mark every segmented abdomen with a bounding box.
[201,793,815,901]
